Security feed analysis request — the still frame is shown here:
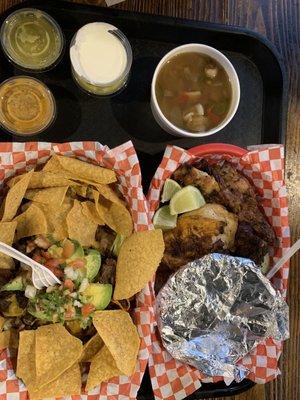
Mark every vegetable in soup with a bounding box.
[155,52,232,133]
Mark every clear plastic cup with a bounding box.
[0,76,56,136]
[70,23,132,96]
[0,8,65,72]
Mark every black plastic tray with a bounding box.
[0,1,287,398]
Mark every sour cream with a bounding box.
[70,22,132,95]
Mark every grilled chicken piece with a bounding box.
[172,164,220,196]
[98,257,116,285]
[162,204,238,270]
[198,160,276,246]
[95,226,116,254]
[234,221,269,264]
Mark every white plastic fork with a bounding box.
[266,238,300,280]
[0,241,61,289]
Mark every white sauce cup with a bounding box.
[151,44,240,137]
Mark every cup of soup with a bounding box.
[151,44,240,137]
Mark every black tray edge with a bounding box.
[0,1,287,399]
[5,0,288,147]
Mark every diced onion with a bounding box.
[64,266,78,281]
[74,300,83,308]
[25,285,37,299]
[195,103,204,116]
[46,286,56,293]
[79,278,89,293]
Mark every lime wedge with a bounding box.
[161,179,181,203]
[153,205,177,230]
[169,185,205,215]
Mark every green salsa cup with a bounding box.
[0,8,65,72]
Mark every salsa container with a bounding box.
[0,1,287,398]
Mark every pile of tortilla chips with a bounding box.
[0,154,165,395]
[0,154,133,251]
[16,311,140,397]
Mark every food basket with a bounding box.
[146,143,290,400]
[0,140,153,399]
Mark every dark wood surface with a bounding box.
[0,1,299,400]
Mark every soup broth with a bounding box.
[155,52,232,133]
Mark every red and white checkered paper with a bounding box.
[147,144,290,400]
[0,140,153,400]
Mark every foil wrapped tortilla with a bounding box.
[156,253,289,381]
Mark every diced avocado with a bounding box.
[1,276,24,292]
[74,268,86,286]
[83,283,112,310]
[2,294,24,317]
[48,244,63,258]
[28,309,50,321]
[67,240,84,261]
[85,250,101,282]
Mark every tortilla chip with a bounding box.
[93,310,140,376]
[16,330,35,386]
[54,155,117,184]
[86,345,121,391]
[23,189,38,200]
[35,324,82,383]
[42,154,62,172]
[2,170,33,222]
[0,316,5,331]
[0,221,17,269]
[95,184,124,206]
[8,171,73,189]
[15,204,47,240]
[93,191,116,230]
[0,330,11,350]
[114,230,165,300]
[28,363,81,399]
[93,191,132,236]
[17,330,81,395]
[109,202,133,237]
[67,200,98,246]
[74,185,88,197]
[81,334,103,362]
[37,198,73,240]
[26,186,68,206]
[82,201,105,225]
[0,328,19,349]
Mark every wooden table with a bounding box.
[1,1,299,399]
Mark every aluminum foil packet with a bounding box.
[156,253,289,381]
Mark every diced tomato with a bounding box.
[45,258,61,268]
[62,240,75,259]
[45,259,64,278]
[41,251,52,260]
[207,107,221,125]
[178,91,202,105]
[177,92,189,104]
[69,259,86,269]
[81,304,95,317]
[32,253,43,263]
[64,306,76,320]
[64,279,75,292]
[50,267,63,279]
